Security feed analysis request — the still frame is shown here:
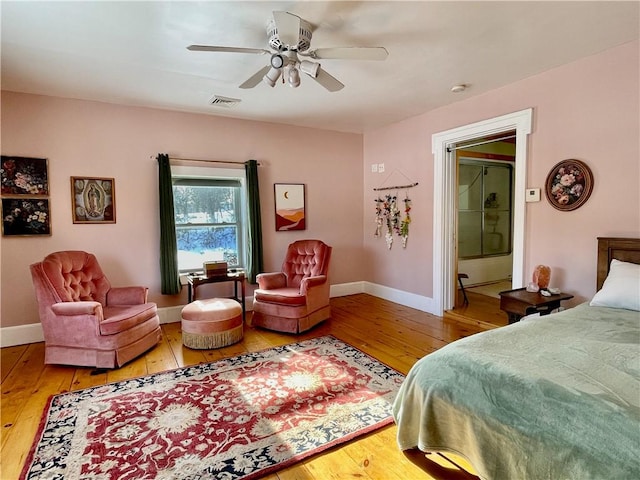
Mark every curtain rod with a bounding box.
[448,134,516,152]
[153,156,260,166]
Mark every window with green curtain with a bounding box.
[158,157,263,288]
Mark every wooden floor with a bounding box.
[445,290,508,330]
[1,293,499,480]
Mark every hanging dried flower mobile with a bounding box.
[400,195,411,248]
[372,177,418,250]
[374,197,383,237]
[384,194,394,249]
[391,194,401,236]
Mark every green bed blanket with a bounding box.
[392,303,640,479]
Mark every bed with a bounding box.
[393,237,640,479]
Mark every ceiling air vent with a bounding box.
[209,95,241,108]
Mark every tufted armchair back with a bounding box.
[39,251,112,305]
[281,240,332,288]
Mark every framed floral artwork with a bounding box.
[71,177,116,223]
[1,156,49,196]
[545,159,594,211]
[1,197,51,236]
[274,183,305,231]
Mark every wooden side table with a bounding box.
[499,288,574,324]
[186,272,246,321]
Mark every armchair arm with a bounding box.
[300,275,328,295]
[256,272,287,290]
[107,286,148,305]
[45,301,104,345]
[51,301,103,319]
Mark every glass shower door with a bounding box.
[458,160,512,259]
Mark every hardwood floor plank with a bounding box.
[1,343,47,449]
[341,431,410,480]
[274,464,314,480]
[1,293,489,479]
[71,366,108,390]
[1,344,28,383]
[145,328,179,374]
[303,446,378,480]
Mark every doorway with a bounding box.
[455,138,515,309]
[431,108,533,316]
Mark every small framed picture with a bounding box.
[1,156,49,196]
[545,159,594,211]
[1,197,51,236]
[274,183,306,231]
[71,177,116,223]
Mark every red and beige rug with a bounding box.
[21,335,405,479]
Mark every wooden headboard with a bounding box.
[597,237,640,290]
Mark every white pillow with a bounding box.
[590,259,640,311]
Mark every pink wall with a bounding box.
[1,95,363,328]
[2,40,638,331]
[363,40,640,305]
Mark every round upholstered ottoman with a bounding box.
[181,298,243,349]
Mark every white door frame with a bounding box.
[432,108,533,315]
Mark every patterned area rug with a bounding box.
[21,335,405,480]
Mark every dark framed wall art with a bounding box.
[71,177,116,223]
[1,197,51,236]
[545,159,594,211]
[1,156,49,196]
[274,183,306,231]
[1,155,51,236]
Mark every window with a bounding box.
[172,175,245,272]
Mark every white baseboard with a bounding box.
[363,282,437,314]
[0,283,436,348]
[157,305,185,325]
[330,281,365,297]
[0,323,45,348]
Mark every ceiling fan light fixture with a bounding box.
[287,67,300,88]
[299,60,320,78]
[270,54,285,69]
[263,67,282,87]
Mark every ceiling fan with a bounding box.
[187,11,388,92]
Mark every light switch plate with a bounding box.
[371,164,378,173]
[526,188,541,202]
[378,163,385,173]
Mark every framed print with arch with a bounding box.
[71,177,116,224]
[274,183,305,231]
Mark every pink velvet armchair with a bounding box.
[30,251,161,368]
[252,239,332,333]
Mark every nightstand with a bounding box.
[499,288,574,324]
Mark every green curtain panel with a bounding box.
[157,153,181,294]
[245,159,264,284]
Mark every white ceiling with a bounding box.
[2,1,638,134]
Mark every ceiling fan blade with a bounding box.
[187,45,270,55]
[306,47,389,61]
[239,65,271,89]
[312,67,344,92]
[273,11,300,49]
